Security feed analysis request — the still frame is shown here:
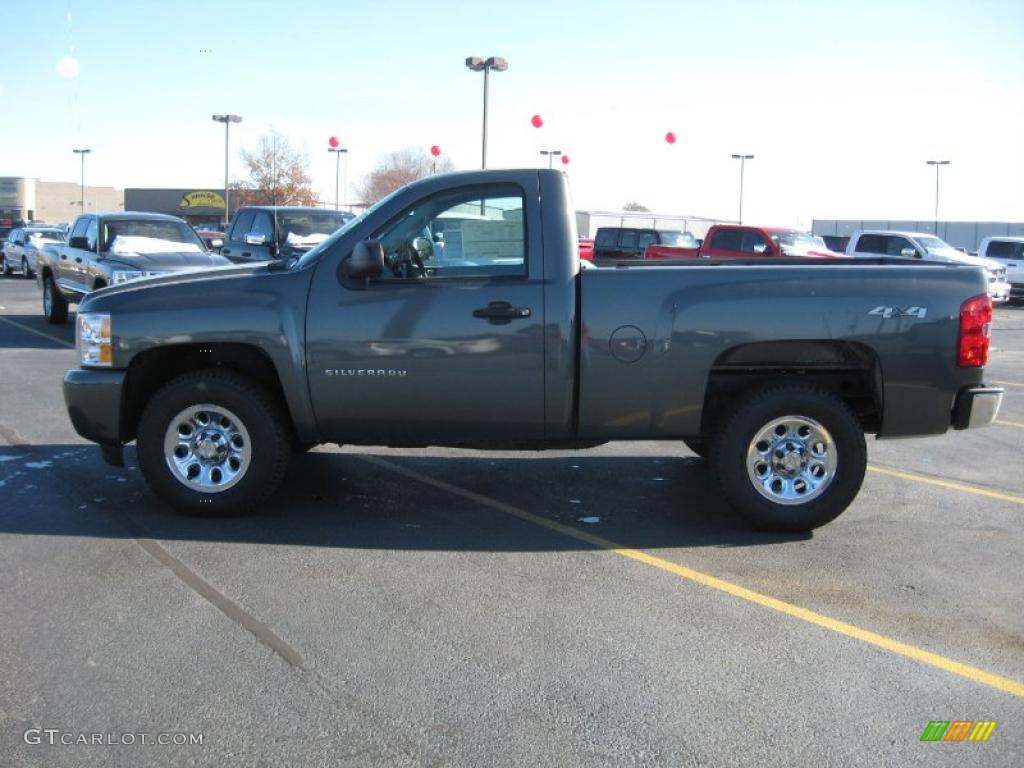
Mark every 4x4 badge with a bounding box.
[868,306,927,319]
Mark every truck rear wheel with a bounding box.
[136,369,291,516]
[709,385,866,532]
[43,274,69,324]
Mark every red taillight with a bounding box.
[958,294,992,367]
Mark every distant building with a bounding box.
[0,176,123,226]
[124,188,241,227]
[576,210,732,240]
[813,219,1024,252]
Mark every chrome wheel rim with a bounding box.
[746,415,836,505]
[43,281,52,315]
[163,404,252,493]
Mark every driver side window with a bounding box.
[374,184,527,280]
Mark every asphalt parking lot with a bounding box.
[0,274,1021,767]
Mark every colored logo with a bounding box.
[180,191,225,210]
[920,721,996,742]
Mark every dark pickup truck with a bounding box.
[220,206,354,263]
[62,169,1003,531]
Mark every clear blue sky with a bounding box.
[2,0,1022,224]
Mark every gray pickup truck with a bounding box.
[37,212,229,324]
[62,170,1003,531]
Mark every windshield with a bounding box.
[916,235,954,251]
[27,229,65,241]
[277,211,352,244]
[102,219,207,252]
[771,231,825,248]
[659,230,698,247]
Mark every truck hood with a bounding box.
[101,250,231,269]
[87,263,265,301]
[925,248,1002,271]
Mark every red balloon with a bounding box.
[665,131,677,144]
[430,145,441,157]
[531,114,543,128]
[561,155,570,165]
[328,136,339,148]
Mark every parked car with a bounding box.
[2,226,66,278]
[36,212,231,324]
[221,206,355,263]
[578,237,594,261]
[194,227,226,252]
[643,226,846,260]
[846,231,1011,304]
[976,236,1024,300]
[592,227,699,259]
[61,169,1002,533]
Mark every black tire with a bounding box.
[709,385,866,532]
[1,254,10,275]
[22,258,33,278]
[43,274,69,324]
[683,437,707,458]
[136,369,292,516]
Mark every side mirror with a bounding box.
[900,247,918,258]
[245,233,267,246]
[344,239,385,281]
[69,236,89,250]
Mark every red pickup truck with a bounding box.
[645,225,845,260]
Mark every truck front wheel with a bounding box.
[710,385,866,532]
[43,274,68,324]
[136,370,291,516]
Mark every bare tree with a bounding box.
[234,131,318,207]
[355,147,455,205]
[622,201,651,212]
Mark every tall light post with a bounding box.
[539,149,562,169]
[328,147,348,210]
[730,153,754,224]
[72,148,91,211]
[465,56,508,169]
[212,114,242,228]
[926,160,950,235]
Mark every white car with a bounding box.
[846,230,1011,304]
[2,226,66,278]
[976,236,1024,301]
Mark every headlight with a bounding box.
[77,313,112,367]
[112,270,144,284]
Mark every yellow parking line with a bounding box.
[995,419,1024,429]
[867,464,1024,505]
[0,315,75,348]
[361,455,1024,698]
[989,380,1024,388]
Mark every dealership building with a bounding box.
[123,188,239,228]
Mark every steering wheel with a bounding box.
[384,237,433,278]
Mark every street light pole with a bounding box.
[540,150,562,169]
[328,147,348,210]
[730,154,754,224]
[72,149,91,211]
[465,56,508,169]
[212,114,242,228]
[925,160,950,235]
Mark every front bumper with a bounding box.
[951,386,1004,430]
[63,368,126,464]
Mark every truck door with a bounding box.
[62,216,95,294]
[305,178,546,445]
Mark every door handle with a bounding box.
[473,301,531,322]
[61,255,67,260]
[75,257,82,263]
